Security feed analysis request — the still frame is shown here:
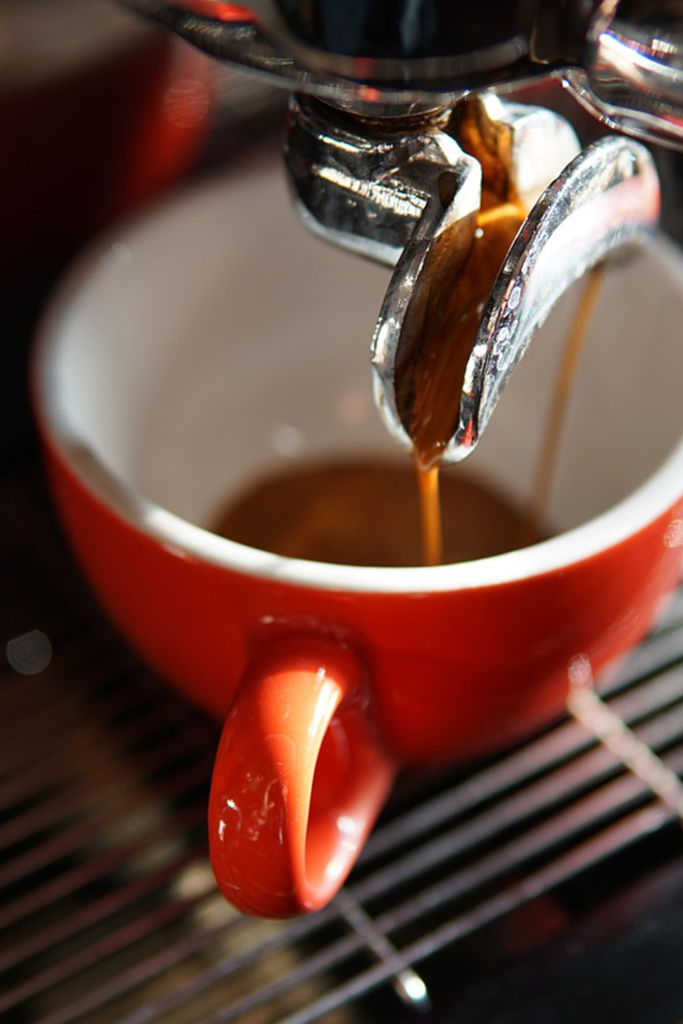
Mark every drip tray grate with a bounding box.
[2,469,683,1024]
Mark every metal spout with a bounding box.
[372,134,660,465]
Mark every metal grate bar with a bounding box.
[0,703,208,849]
[0,852,209,975]
[352,709,683,906]
[80,732,683,1024]
[274,804,671,1024]
[569,683,683,820]
[3,472,683,1024]
[372,743,683,934]
[354,670,683,888]
[361,635,683,865]
[0,801,206,931]
[190,746,683,1024]
[333,888,431,1011]
[0,757,209,891]
[103,904,338,1024]
[0,853,206,1016]
[0,686,152,812]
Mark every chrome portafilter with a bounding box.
[371,132,661,464]
[287,93,660,464]
[118,1,665,461]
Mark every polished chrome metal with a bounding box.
[371,134,659,464]
[334,888,432,1012]
[287,94,581,267]
[118,0,538,110]
[286,97,478,267]
[460,135,660,459]
[289,94,581,462]
[565,0,683,151]
[121,0,683,149]
[569,679,683,825]
[121,1,679,463]
[479,95,583,212]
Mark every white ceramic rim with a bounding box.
[34,225,683,596]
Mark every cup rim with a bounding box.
[33,212,683,596]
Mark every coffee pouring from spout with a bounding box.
[288,90,659,462]
[120,1,669,457]
[366,104,661,463]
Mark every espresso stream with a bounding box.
[397,199,528,564]
[213,265,601,569]
[214,106,602,569]
[214,202,535,565]
[394,201,527,476]
[213,255,602,568]
[214,459,535,567]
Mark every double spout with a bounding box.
[119,1,671,463]
[287,94,661,464]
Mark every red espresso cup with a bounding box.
[34,156,683,917]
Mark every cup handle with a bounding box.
[208,637,395,917]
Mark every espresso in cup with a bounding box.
[213,197,597,570]
[213,197,535,568]
[213,457,541,567]
[35,160,683,917]
[211,245,594,571]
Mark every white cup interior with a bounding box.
[38,152,683,586]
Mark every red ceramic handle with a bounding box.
[208,637,395,917]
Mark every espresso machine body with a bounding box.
[120,0,681,462]
[122,0,683,144]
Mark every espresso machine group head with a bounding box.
[120,0,679,459]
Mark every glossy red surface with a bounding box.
[42,434,683,915]
[208,638,394,915]
[178,2,253,18]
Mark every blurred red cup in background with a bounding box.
[0,0,215,278]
